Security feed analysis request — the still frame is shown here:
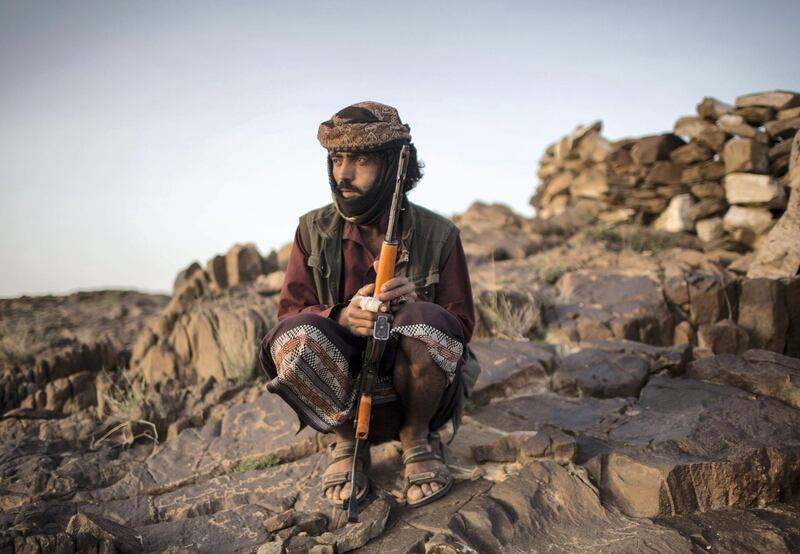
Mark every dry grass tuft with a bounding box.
[0,320,35,366]
[584,225,678,252]
[92,371,159,456]
[476,289,543,341]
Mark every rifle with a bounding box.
[347,144,411,522]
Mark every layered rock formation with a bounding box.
[0,291,168,415]
[3,90,800,553]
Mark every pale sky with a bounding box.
[1,0,798,297]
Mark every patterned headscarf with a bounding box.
[319,102,412,225]
[318,101,411,152]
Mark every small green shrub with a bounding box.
[233,455,283,473]
[625,230,678,252]
[541,265,567,284]
[463,397,478,414]
[584,227,623,246]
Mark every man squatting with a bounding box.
[259,102,480,509]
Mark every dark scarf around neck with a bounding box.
[327,147,400,226]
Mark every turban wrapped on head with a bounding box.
[318,101,411,152]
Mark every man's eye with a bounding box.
[357,156,373,165]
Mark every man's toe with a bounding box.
[407,485,423,502]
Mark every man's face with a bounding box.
[331,152,382,198]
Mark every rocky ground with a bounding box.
[2,90,800,553]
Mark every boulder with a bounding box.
[690,181,725,199]
[553,121,603,161]
[408,461,691,553]
[674,116,715,140]
[225,243,264,286]
[696,96,733,120]
[276,242,293,271]
[696,127,728,152]
[747,188,800,279]
[738,278,788,352]
[659,504,800,554]
[631,134,685,165]
[769,139,794,162]
[669,142,714,165]
[724,173,786,207]
[688,349,800,409]
[718,114,768,142]
[773,154,791,177]
[646,161,683,186]
[765,117,800,140]
[254,271,285,296]
[471,425,576,464]
[552,269,674,346]
[261,250,279,275]
[173,262,203,294]
[779,106,800,120]
[685,271,737,325]
[696,320,749,354]
[539,171,573,205]
[673,321,695,346]
[66,512,143,553]
[585,376,800,519]
[551,348,650,398]
[570,164,609,199]
[458,203,552,262]
[469,339,556,404]
[723,138,769,174]
[733,106,776,126]
[723,206,774,235]
[654,194,694,233]
[206,255,228,289]
[681,160,725,184]
[735,90,800,111]
[695,217,725,242]
[471,390,630,437]
[688,198,726,222]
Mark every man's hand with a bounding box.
[376,276,418,311]
[336,284,393,337]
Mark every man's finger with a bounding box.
[359,283,376,296]
[379,277,412,292]
[377,283,416,302]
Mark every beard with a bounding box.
[328,148,400,225]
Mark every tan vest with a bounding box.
[298,201,481,397]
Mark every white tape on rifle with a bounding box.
[354,295,383,313]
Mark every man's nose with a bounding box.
[339,158,356,180]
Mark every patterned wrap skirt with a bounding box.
[259,302,466,434]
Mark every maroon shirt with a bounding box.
[278,217,475,342]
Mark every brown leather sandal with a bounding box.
[322,442,371,508]
[402,434,454,508]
